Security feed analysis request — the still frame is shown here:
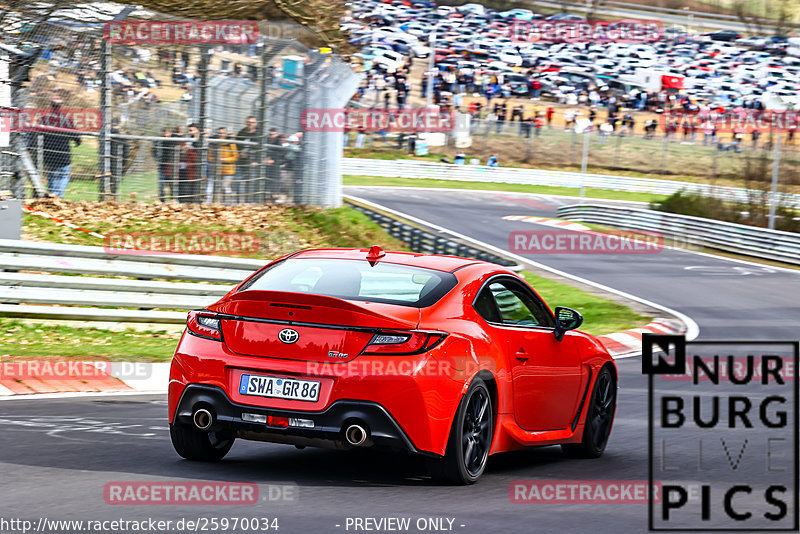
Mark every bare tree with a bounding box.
[0,0,347,47]
[732,0,798,37]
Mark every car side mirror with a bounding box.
[554,306,583,341]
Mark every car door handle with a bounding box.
[515,350,529,362]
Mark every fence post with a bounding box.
[712,145,719,179]
[36,134,44,179]
[196,46,210,204]
[660,134,668,175]
[768,133,782,230]
[570,129,577,165]
[113,141,122,201]
[257,43,269,202]
[580,130,590,198]
[98,38,112,201]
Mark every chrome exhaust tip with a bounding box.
[193,408,214,431]
[344,424,369,447]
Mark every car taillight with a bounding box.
[361,330,447,355]
[187,310,222,341]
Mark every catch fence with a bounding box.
[0,5,360,207]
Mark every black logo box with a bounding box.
[644,335,799,532]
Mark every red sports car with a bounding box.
[168,247,617,484]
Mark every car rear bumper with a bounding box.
[173,384,435,456]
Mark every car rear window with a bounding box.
[239,258,458,308]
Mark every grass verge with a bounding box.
[343,175,667,203]
[0,320,179,361]
[520,271,652,336]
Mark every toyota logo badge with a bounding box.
[278,328,299,344]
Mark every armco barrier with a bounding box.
[345,197,520,268]
[0,239,254,322]
[558,204,800,265]
[341,158,800,208]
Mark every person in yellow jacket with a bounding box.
[207,127,239,204]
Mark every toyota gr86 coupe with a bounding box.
[168,247,617,484]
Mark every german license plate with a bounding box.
[239,374,320,402]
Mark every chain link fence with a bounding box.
[356,109,800,189]
[0,4,360,207]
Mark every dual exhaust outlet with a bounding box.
[192,407,371,447]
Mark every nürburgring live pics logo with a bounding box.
[643,334,798,531]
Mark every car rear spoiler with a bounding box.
[207,290,420,329]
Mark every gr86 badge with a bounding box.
[645,335,798,531]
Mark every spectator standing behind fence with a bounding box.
[236,116,260,203]
[282,133,302,202]
[264,128,281,200]
[186,123,202,201]
[177,132,198,204]
[37,95,81,198]
[152,127,174,202]
[207,127,238,204]
[110,119,131,198]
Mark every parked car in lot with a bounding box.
[343,0,800,113]
[373,48,405,71]
[498,8,537,21]
[383,34,431,57]
[169,247,618,484]
[702,29,742,42]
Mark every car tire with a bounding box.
[562,365,616,459]
[427,378,493,485]
[170,421,235,461]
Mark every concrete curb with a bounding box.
[595,318,686,357]
[0,362,170,397]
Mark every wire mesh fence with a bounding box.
[356,112,800,190]
[0,4,360,207]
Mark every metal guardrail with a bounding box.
[0,304,187,324]
[558,204,800,265]
[546,0,800,28]
[1,286,212,311]
[342,158,800,208]
[0,239,266,270]
[0,273,231,296]
[0,240,260,323]
[345,198,519,268]
[0,254,253,283]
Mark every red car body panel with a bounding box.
[168,249,616,457]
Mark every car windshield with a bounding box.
[239,258,458,307]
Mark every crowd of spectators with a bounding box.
[150,116,303,205]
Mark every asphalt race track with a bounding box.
[344,186,800,341]
[1,187,797,533]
